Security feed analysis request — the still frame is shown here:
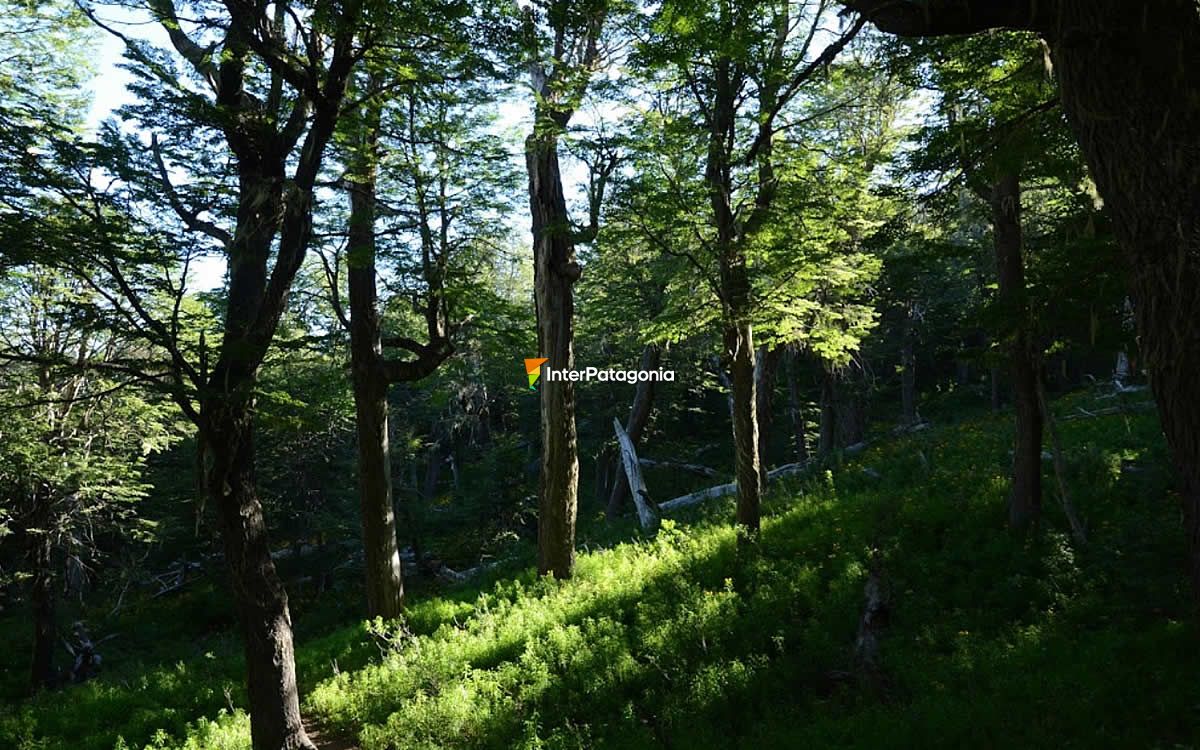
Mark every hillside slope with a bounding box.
[3,390,1196,750]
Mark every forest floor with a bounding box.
[2,387,1199,749]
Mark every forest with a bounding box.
[1,1,1199,748]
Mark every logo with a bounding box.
[524,357,549,390]
[522,356,675,390]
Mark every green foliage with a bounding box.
[4,394,1192,749]
[0,267,184,590]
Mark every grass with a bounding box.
[2,388,1198,749]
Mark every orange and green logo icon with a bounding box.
[524,357,548,390]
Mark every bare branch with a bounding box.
[151,135,233,248]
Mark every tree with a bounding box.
[325,34,515,616]
[575,141,680,519]
[0,267,178,692]
[907,33,1067,529]
[519,0,611,578]
[44,2,371,746]
[0,0,94,270]
[631,2,869,537]
[841,0,1200,596]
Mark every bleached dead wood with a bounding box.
[658,481,739,512]
[1037,382,1088,545]
[614,418,662,531]
[638,458,720,479]
[658,440,873,513]
[1061,401,1155,421]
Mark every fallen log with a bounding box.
[1038,381,1088,545]
[638,458,720,479]
[614,418,662,531]
[658,481,739,512]
[1061,401,1156,421]
[658,447,866,513]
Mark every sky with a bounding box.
[85,5,237,290]
[83,6,553,295]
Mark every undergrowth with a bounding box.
[3,389,1197,749]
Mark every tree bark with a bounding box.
[755,345,783,486]
[785,348,809,463]
[836,377,868,448]
[1046,0,1200,594]
[991,173,1042,530]
[527,130,580,579]
[707,42,763,539]
[347,107,404,620]
[29,500,55,692]
[201,403,310,750]
[818,365,837,457]
[727,320,762,535]
[138,6,361,746]
[843,0,1200,598]
[422,441,443,505]
[607,344,662,520]
[612,419,661,531]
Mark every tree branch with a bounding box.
[146,0,219,88]
[837,0,1051,37]
[151,135,233,248]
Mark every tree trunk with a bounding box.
[200,165,318,750]
[348,133,404,619]
[1046,0,1200,593]
[527,130,580,579]
[990,363,1003,411]
[991,173,1042,530]
[612,419,661,531]
[836,370,868,447]
[201,403,312,750]
[900,307,919,426]
[29,501,55,692]
[422,441,443,504]
[607,344,662,520]
[819,365,837,456]
[755,345,783,486]
[727,321,762,535]
[785,348,809,463]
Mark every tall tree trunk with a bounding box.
[151,8,358,745]
[785,348,809,462]
[201,402,312,750]
[727,320,762,535]
[527,131,580,579]
[607,344,662,520]
[28,497,55,692]
[199,150,329,750]
[991,173,1042,530]
[348,109,404,620]
[755,345,783,485]
[422,441,443,505]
